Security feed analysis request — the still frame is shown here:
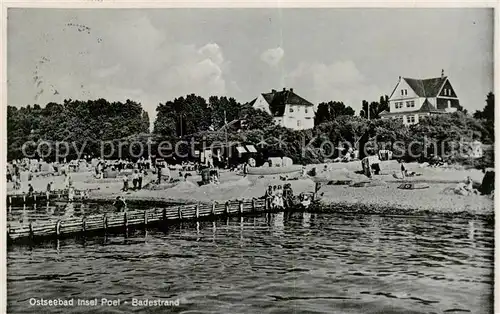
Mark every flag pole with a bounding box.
[224,110,229,169]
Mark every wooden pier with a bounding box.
[7,198,272,242]
[6,189,89,206]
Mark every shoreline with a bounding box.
[7,160,494,219]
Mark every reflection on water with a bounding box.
[7,203,118,224]
[7,212,493,314]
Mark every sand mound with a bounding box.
[218,176,252,188]
[171,180,199,191]
[313,168,366,182]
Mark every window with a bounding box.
[406,100,415,108]
[404,89,408,95]
[297,120,301,127]
[305,108,308,114]
[289,108,294,113]
[407,115,416,124]
[401,90,404,96]
[395,102,403,109]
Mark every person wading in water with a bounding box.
[113,196,127,212]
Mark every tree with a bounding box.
[239,105,274,131]
[359,95,389,119]
[473,92,494,121]
[154,94,210,138]
[209,96,241,130]
[314,101,355,125]
[7,99,150,161]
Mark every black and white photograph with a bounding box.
[2,2,496,313]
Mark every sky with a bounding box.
[7,8,494,127]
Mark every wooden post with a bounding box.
[252,198,256,212]
[103,215,108,231]
[212,202,216,216]
[225,201,229,215]
[144,210,148,226]
[239,200,243,214]
[124,212,128,229]
[34,194,36,202]
[162,207,167,221]
[29,222,34,239]
[23,195,26,204]
[82,218,87,232]
[178,206,183,220]
[8,196,11,205]
[195,203,200,219]
[55,220,61,236]
[265,197,270,211]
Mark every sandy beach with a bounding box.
[8,160,494,217]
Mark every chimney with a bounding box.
[441,69,444,78]
[283,87,286,92]
[399,76,401,80]
[271,89,276,93]
[290,88,294,93]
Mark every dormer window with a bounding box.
[289,108,294,113]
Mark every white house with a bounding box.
[248,88,315,130]
[380,70,461,126]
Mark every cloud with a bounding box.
[260,47,284,66]
[161,43,227,98]
[287,60,383,112]
[198,43,224,65]
[7,10,233,127]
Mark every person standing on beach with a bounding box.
[132,170,139,190]
[271,185,279,209]
[157,165,162,184]
[68,186,75,202]
[399,159,407,179]
[46,181,53,200]
[122,174,129,192]
[138,170,144,190]
[264,185,273,199]
[277,185,284,209]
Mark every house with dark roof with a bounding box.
[380,70,460,125]
[248,88,315,130]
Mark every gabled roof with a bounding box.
[403,77,448,97]
[419,98,435,112]
[252,89,314,117]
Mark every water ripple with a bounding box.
[7,211,493,314]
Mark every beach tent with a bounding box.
[268,157,283,167]
[282,157,293,167]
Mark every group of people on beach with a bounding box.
[264,184,294,209]
[122,169,146,192]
